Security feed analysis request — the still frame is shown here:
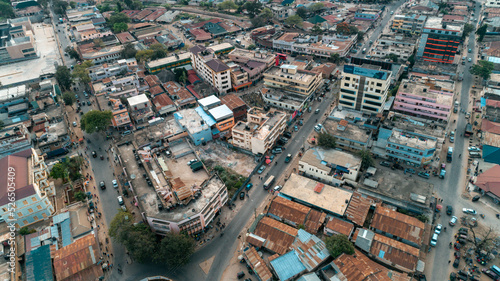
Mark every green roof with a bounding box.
[26,245,54,281]
[204,22,227,35]
[307,15,326,24]
[281,0,294,5]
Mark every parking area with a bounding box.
[166,152,209,188]
[196,142,257,177]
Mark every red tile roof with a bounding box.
[116,32,135,43]
[475,165,500,198]
[482,119,500,135]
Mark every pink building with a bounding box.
[394,78,455,121]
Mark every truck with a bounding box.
[464,123,473,137]
[447,147,453,163]
[46,148,68,159]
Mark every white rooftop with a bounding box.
[209,104,233,121]
[0,85,27,102]
[281,64,298,70]
[198,95,220,108]
[127,94,149,106]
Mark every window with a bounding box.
[23,200,28,205]
[23,220,28,225]
[28,208,33,213]
[345,77,351,81]
[37,205,42,210]
[17,212,22,217]
[344,83,349,87]
[32,197,37,202]
[376,83,382,87]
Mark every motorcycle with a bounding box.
[480,214,485,219]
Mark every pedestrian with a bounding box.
[111,253,113,257]
[449,260,451,264]
[93,186,96,190]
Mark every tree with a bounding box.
[53,0,69,15]
[470,60,495,80]
[150,43,168,60]
[259,7,273,21]
[69,1,77,8]
[136,49,154,62]
[80,110,113,133]
[113,22,129,33]
[50,162,67,181]
[476,24,488,42]
[74,191,87,202]
[65,46,80,60]
[72,60,93,85]
[218,0,238,12]
[416,214,429,223]
[357,31,365,42]
[247,44,257,50]
[160,233,195,268]
[121,42,137,59]
[385,53,398,63]
[55,66,73,91]
[336,22,352,35]
[93,38,105,48]
[163,3,172,10]
[285,15,303,27]
[0,2,15,19]
[325,234,355,258]
[463,23,475,39]
[0,120,4,130]
[318,132,336,149]
[296,6,307,19]
[174,68,188,83]
[19,227,36,236]
[243,1,262,18]
[311,24,323,35]
[308,2,324,14]
[330,53,341,63]
[357,149,374,170]
[469,226,499,253]
[62,92,76,107]
[109,12,131,27]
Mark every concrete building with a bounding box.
[152,93,176,116]
[0,148,55,228]
[228,48,275,68]
[196,96,235,136]
[372,34,417,61]
[220,94,247,122]
[0,18,38,65]
[107,98,132,129]
[322,119,371,151]
[127,94,154,124]
[272,33,356,58]
[145,52,192,73]
[78,44,124,65]
[339,64,392,114]
[416,17,463,64]
[394,78,454,122]
[271,6,295,19]
[87,58,137,81]
[263,64,322,98]
[0,123,32,158]
[190,45,232,94]
[385,127,438,167]
[231,108,287,154]
[146,174,228,235]
[391,14,427,34]
[299,147,362,186]
[354,8,381,21]
[163,81,196,109]
[174,108,212,145]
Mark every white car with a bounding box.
[117,196,124,206]
[273,185,283,192]
[430,233,438,247]
[462,208,477,215]
[468,146,481,152]
[72,121,77,127]
[112,179,118,188]
[314,124,323,132]
[435,224,442,235]
[468,57,472,62]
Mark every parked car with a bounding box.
[463,208,477,215]
[72,121,77,127]
[239,192,245,200]
[418,172,430,179]
[468,57,472,62]
[294,125,298,132]
[315,109,320,114]
[285,154,292,163]
[257,165,266,174]
[117,196,124,205]
[279,137,289,143]
[298,120,303,126]
[468,146,481,152]
[481,268,500,280]
[272,148,282,154]
[314,124,323,132]
[446,205,453,215]
[450,216,458,226]
[283,132,292,138]
[273,185,282,192]
[112,179,118,188]
[245,183,253,191]
[435,224,442,235]
[472,195,481,202]
[405,168,416,174]
[99,181,106,190]
[453,258,460,268]
[430,233,438,246]
[237,271,245,279]
[187,159,197,166]
[92,151,97,158]
[380,161,391,167]
[450,136,455,143]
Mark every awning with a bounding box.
[265,159,271,165]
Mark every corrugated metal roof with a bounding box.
[25,245,54,281]
[254,217,298,255]
[270,250,306,281]
[370,204,425,245]
[370,234,419,272]
[325,217,354,237]
[291,229,330,272]
[243,247,273,281]
[61,219,73,247]
[195,106,217,126]
[208,104,233,121]
[267,196,310,227]
[51,226,59,239]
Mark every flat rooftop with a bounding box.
[398,80,454,106]
[251,108,286,140]
[323,119,370,144]
[388,129,437,150]
[146,52,191,68]
[301,148,361,171]
[0,24,58,87]
[208,42,234,53]
[281,173,353,216]
[425,16,463,32]
[174,108,210,134]
[265,66,318,84]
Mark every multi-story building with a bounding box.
[127,94,153,124]
[299,147,361,185]
[263,64,322,97]
[0,148,55,228]
[78,44,124,65]
[322,119,372,151]
[198,95,235,136]
[145,52,192,73]
[231,108,287,154]
[354,8,381,21]
[174,108,213,145]
[228,48,275,69]
[0,17,38,65]
[271,6,295,19]
[229,65,250,90]
[108,98,132,129]
[272,33,356,58]
[0,123,32,158]
[372,34,417,61]
[339,64,392,115]
[87,58,137,81]
[394,78,454,122]
[385,128,437,166]
[221,94,247,122]
[190,45,232,94]
[391,14,427,34]
[416,17,463,64]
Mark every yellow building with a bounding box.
[263,64,322,97]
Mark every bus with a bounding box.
[464,123,473,137]
[263,175,275,190]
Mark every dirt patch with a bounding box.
[196,142,256,177]
[240,92,266,109]
[199,255,215,275]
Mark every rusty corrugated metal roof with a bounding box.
[304,209,326,234]
[345,191,378,226]
[325,217,354,237]
[268,197,309,225]
[370,204,425,245]
[370,233,419,272]
[254,217,298,255]
[244,247,273,281]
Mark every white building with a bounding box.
[190,45,232,94]
[0,124,32,158]
[127,94,153,123]
[88,58,137,81]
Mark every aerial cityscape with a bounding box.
[0,0,500,280]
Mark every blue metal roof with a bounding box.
[53,212,70,224]
[61,219,73,247]
[195,106,216,126]
[26,245,54,281]
[30,236,40,249]
[51,226,59,239]
[270,250,306,281]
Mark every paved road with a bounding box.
[427,2,484,280]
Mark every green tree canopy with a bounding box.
[318,132,336,149]
[247,44,257,50]
[160,233,196,268]
[109,12,131,27]
[385,53,398,63]
[259,7,273,21]
[0,2,15,19]
[55,66,73,91]
[50,162,67,181]
[325,234,355,258]
[296,6,307,19]
[72,60,94,85]
[0,120,4,130]
[150,43,168,60]
[463,23,475,38]
[74,191,87,202]
[470,60,494,80]
[121,42,137,59]
[311,24,323,35]
[243,1,262,18]
[357,149,374,170]
[113,22,129,33]
[80,110,113,134]
[330,53,341,63]
[308,2,324,14]
[65,46,80,60]
[136,49,155,62]
[53,0,69,15]
[69,1,77,8]
[218,0,238,11]
[476,24,487,42]
[62,92,76,106]
[174,68,188,83]
[285,15,303,27]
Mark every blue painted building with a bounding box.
[174,108,213,145]
[354,8,381,21]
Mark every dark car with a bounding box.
[454,251,461,259]
[237,271,245,279]
[446,205,453,215]
[239,192,245,200]
[380,161,391,167]
[99,181,106,190]
[87,100,91,106]
[482,268,500,280]
[453,258,460,268]
[283,132,292,138]
[92,151,97,158]
[472,195,481,202]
